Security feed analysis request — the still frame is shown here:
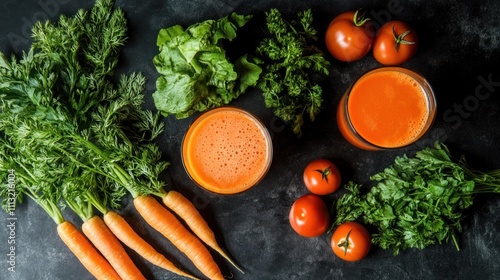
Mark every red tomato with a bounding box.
[303,159,341,195]
[289,194,330,238]
[373,20,418,65]
[331,222,371,262]
[325,10,375,62]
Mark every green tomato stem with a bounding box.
[392,24,415,52]
[353,9,371,27]
[338,229,353,256]
[314,166,332,183]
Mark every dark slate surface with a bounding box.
[1,0,500,279]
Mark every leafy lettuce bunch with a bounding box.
[153,13,262,118]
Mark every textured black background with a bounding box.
[1,0,499,279]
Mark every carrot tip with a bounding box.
[219,250,244,274]
[162,191,245,274]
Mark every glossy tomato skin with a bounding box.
[303,159,341,195]
[373,20,418,65]
[289,194,330,238]
[325,11,375,62]
[331,222,371,261]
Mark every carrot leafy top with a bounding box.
[0,0,168,223]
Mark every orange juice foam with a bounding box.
[182,107,272,194]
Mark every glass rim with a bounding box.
[181,106,273,195]
[342,66,437,150]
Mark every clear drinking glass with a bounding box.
[182,107,273,194]
[337,67,436,151]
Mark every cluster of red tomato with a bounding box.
[324,9,418,64]
[289,160,371,262]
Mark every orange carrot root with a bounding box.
[103,211,200,280]
[57,221,121,280]
[82,216,146,280]
[134,195,224,280]
[163,190,244,274]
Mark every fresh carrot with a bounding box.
[82,216,146,280]
[103,211,200,280]
[0,160,122,280]
[57,220,121,280]
[133,195,224,280]
[162,190,243,273]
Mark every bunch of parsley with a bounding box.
[256,8,330,136]
[333,142,500,254]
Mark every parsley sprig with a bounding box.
[257,8,330,136]
[333,142,500,254]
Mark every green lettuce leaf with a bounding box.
[152,13,261,118]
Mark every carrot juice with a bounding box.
[337,67,436,150]
[182,107,273,194]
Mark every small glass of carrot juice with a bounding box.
[337,67,436,151]
[181,107,273,195]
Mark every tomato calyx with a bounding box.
[338,229,353,256]
[352,9,370,27]
[392,24,415,52]
[313,166,333,183]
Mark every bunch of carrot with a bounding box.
[0,0,242,279]
[1,138,235,280]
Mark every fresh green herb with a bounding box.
[256,8,330,136]
[333,142,500,254]
[152,13,262,118]
[0,0,167,216]
[0,137,65,224]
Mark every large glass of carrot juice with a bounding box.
[337,67,436,151]
[182,107,273,194]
